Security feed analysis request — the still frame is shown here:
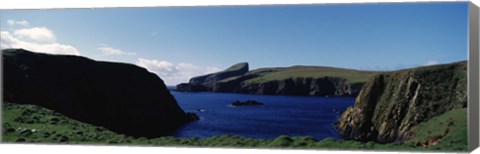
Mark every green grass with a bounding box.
[241,66,378,85]
[2,102,129,144]
[404,108,468,151]
[1,102,463,152]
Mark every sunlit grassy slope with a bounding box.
[404,108,468,151]
[221,66,378,85]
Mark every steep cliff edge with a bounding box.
[177,63,377,97]
[177,62,249,91]
[233,77,354,96]
[3,49,193,138]
[337,61,467,143]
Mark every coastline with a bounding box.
[2,102,467,152]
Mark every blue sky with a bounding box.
[0,2,469,85]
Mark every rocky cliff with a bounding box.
[191,62,249,85]
[177,63,377,97]
[3,49,193,138]
[232,77,354,96]
[177,62,249,91]
[337,61,467,143]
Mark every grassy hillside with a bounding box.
[2,102,129,144]
[404,108,467,151]
[222,66,378,85]
[3,102,464,151]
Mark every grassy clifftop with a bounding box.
[225,62,249,72]
[237,66,378,85]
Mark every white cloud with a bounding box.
[7,20,14,26]
[14,27,56,43]
[423,60,439,66]
[206,67,222,73]
[97,47,136,56]
[136,58,222,85]
[1,31,80,55]
[1,21,80,56]
[137,58,177,77]
[7,20,30,27]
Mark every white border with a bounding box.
[0,0,478,154]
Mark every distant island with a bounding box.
[176,62,378,97]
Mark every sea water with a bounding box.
[169,90,354,140]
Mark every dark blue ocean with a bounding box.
[169,90,354,140]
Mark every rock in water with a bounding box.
[336,61,467,143]
[3,48,192,138]
[231,100,264,107]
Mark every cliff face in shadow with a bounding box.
[232,77,353,96]
[3,49,192,138]
[337,61,467,143]
[176,63,377,97]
